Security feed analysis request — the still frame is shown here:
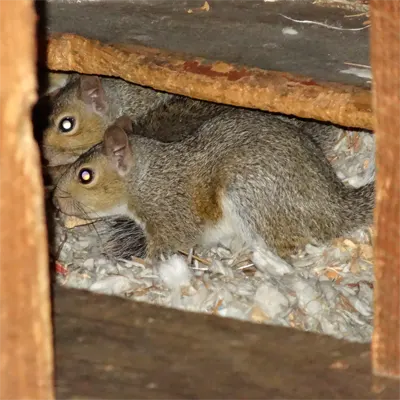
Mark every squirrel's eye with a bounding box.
[78,168,94,185]
[59,117,75,133]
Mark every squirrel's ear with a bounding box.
[79,75,108,115]
[103,126,133,176]
[114,115,133,134]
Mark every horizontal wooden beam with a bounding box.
[46,33,373,130]
[55,286,399,399]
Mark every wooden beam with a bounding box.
[0,0,54,398]
[43,0,371,89]
[54,286,399,399]
[46,33,373,130]
[370,0,400,379]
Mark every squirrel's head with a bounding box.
[42,74,111,167]
[53,116,135,221]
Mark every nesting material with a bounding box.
[52,124,375,343]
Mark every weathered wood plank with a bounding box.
[370,0,400,379]
[0,0,54,398]
[44,0,371,88]
[54,286,399,399]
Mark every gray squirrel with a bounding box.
[52,107,374,261]
[42,73,175,167]
[41,72,338,169]
[100,111,346,260]
[42,72,344,260]
[41,73,227,258]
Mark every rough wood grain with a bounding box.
[44,0,371,88]
[46,33,373,130]
[54,286,399,400]
[370,0,400,379]
[0,0,54,398]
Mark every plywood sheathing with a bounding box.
[46,33,374,130]
[0,0,54,398]
[370,0,400,379]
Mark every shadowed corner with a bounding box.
[33,0,51,147]
[32,0,58,300]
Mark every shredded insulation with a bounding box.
[52,124,375,343]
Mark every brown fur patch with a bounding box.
[192,176,223,223]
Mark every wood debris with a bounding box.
[187,1,210,14]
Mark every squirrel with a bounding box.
[40,73,231,259]
[41,72,359,260]
[40,73,242,186]
[41,72,341,170]
[89,118,346,261]
[95,105,346,261]
[52,110,375,261]
[41,73,177,168]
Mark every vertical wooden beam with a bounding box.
[370,0,400,379]
[0,1,54,398]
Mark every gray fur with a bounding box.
[47,75,369,260]
[56,106,375,261]
[128,109,374,258]
[100,76,175,127]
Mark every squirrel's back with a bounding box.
[126,108,374,258]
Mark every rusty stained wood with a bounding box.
[54,285,400,400]
[0,0,55,398]
[46,33,374,130]
[370,0,400,379]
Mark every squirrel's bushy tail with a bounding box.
[98,217,147,260]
